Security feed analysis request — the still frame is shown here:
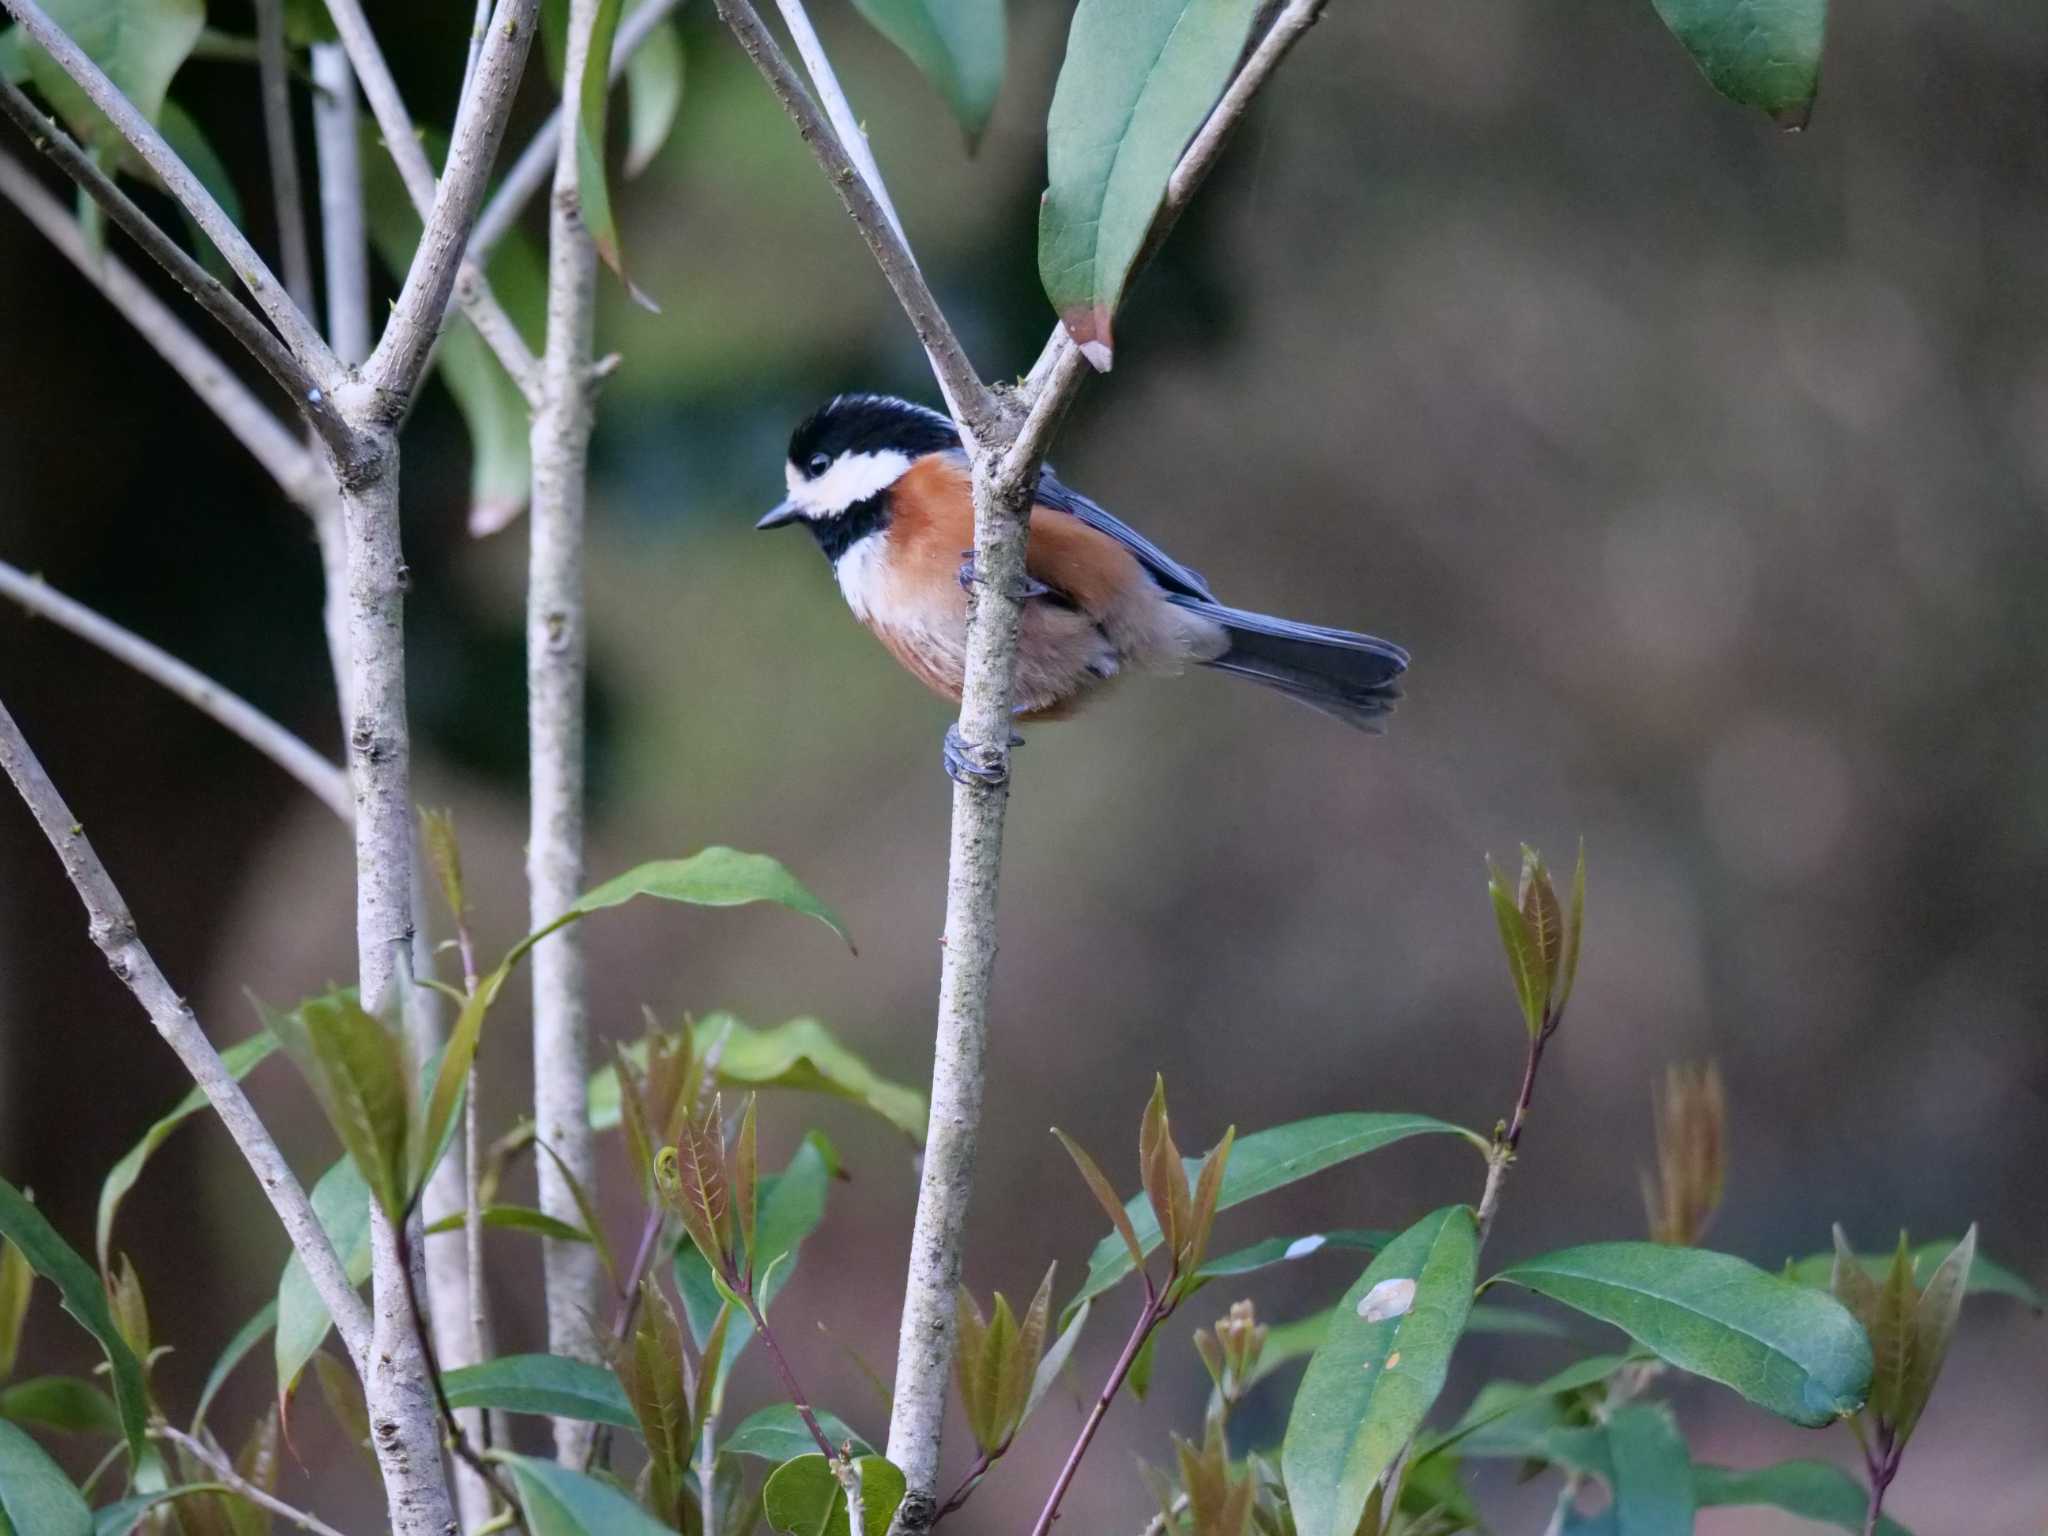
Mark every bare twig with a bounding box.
[154,1426,352,1536]
[743,1287,841,1462]
[0,0,339,375]
[710,0,999,442]
[0,696,372,1372]
[528,0,605,1463]
[468,0,687,261]
[324,0,542,405]
[253,0,315,319]
[311,44,372,369]
[768,0,908,250]
[0,151,318,499]
[1026,1295,1170,1536]
[0,562,351,821]
[0,83,356,460]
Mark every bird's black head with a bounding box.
[756,395,960,555]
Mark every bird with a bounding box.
[756,394,1409,782]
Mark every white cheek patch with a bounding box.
[786,449,912,519]
[834,530,889,622]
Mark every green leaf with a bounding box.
[1069,1113,1481,1316]
[98,1030,277,1275]
[1558,839,1587,1013]
[1866,1233,1918,1429]
[617,1283,691,1523]
[423,1204,590,1243]
[0,1178,159,1490]
[1490,1243,1871,1426]
[91,1487,241,1536]
[1695,1461,1913,1536]
[676,1132,835,1398]
[850,0,1003,146]
[1898,1225,1973,1443]
[622,11,684,177]
[21,0,203,150]
[496,1451,685,1536]
[1417,1353,1640,1462]
[593,1015,922,1142]
[0,1237,30,1379]
[443,1354,635,1428]
[0,1376,120,1437]
[1196,1229,1388,1283]
[413,965,507,1200]
[281,0,335,45]
[0,1419,90,1536]
[1281,1206,1478,1536]
[1647,0,1826,125]
[763,1455,905,1536]
[723,1404,872,1462]
[193,1299,276,1435]
[1037,0,1260,368]
[572,0,653,305]
[267,990,412,1220]
[554,849,853,954]
[1551,1406,1696,1535]
[1489,858,1547,1035]
[275,1158,372,1400]
[1024,1298,1087,1425]
[1788,1238,2041,1309]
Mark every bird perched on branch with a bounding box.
[757,394,1408,781]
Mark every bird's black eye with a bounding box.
[805,452,832,477]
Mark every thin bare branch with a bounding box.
[528,0,605,1463]
[0,562,351,821]
[0,151,318,499]
[254,0,315,319]
[153,1427,352,1536]
[710,0,1000,444]
[325,0,542,405]
[0,694,372,1371]
[311,44,372,368]
[0,0,339,375]
[768,0,908,251]
[0,82,357,460]
[469,0,686,261]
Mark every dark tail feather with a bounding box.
[1169,597,1409,733]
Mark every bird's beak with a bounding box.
[756,499,801,530]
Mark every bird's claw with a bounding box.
[943,723,1013,787]
[956,551,1049,601]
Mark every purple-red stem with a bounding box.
[1862,1423,1902,1536]
[932,1448,995,1524]
[740,1269,840,1462]
[1025,1291,1169,1536]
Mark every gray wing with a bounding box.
[1035,467,1216,602]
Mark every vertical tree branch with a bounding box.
[0,695,373,1373]
[253,0,315,319]
[527,0,604,1465]
[767,0,909,251]
[311,44,371,370]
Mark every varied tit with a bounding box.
[757,394,1409,781]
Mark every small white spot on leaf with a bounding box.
[1284,1234,1327,1261]
[1357,1277,1416,1323]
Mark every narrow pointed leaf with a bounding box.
[1867,1233,1919,1426]
[1025,1298,1088,1425]
[953,1288,989,1442]
[97,1029,277,1273]
[0,1238,30,1380]
[997,1264,1055,1441]
[423,1204,591,1243]
[1898,1224,1973,1442]
[496,1450,685,1535]
[1037,0,1262,367]
[1184,1126,1234,1273]
[1070,1113,1481,1315]
[1053,1128,1144,1275]
[1647,0,1827,125]
[693,1300,730,1431]
[1695,1461,1914,1535]
[1195,1229,1388,1283]
[1416,1353,1641,1462]
[311,1350,369,1451]
[1281,1206,1478,1536]
[622,12,684,176]
[0,1419,90,1536]
[444,1354,636,1428]
[1139,1077,1192,1273]
[1518,847,1564,990]
[275,1158,372,1399]
[194,1300,276,1434]
[0,1180,159,1489]
[850,0,1004,145]
[735,1094,760,1270]
[594,1016,921,1141]
[269,990,412,1219]
[722,1404,871,1462]
[1488,861,1547,1034]
[1788,1238,2041,1309]
[1491,1243,1871,1426]
[415,962,508,1200]
[531,848,853,963]
[1558,839,1587,1012]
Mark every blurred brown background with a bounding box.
[2,0,2045,1528]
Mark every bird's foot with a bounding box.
[942,723,1017,787]
[956,551,1049,601]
